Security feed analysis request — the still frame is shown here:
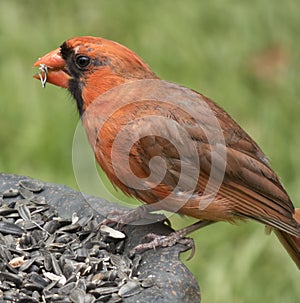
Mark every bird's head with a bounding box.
[34,36,157,115]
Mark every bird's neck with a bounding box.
[81,72,125,110]
[80,67,157,113]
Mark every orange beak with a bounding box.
[33,48,71,88]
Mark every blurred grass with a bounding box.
[1,0,300,302]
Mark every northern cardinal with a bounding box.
[34,36,300,268]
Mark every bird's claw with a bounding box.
[99,205,169,227]
[99,209,129,228]
[132,232,195,260]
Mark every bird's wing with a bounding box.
[83,79,298,234]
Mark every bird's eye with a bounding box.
[75,55,91,69]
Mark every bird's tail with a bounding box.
[274,208,300,269]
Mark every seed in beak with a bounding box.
[37,64,48,88]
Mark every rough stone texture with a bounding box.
[0,173,200,303]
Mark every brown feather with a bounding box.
[34,36,300,269]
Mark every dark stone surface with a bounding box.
[0,173,200,303]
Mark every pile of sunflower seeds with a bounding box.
[0,180,155,302]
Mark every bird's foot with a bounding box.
[131,220,215,259]
[100,204,168,227]
[133,231,195,259]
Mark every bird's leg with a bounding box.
[132,220,215,259]
[100,204,168,226]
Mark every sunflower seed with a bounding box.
[131,254,142,277]
[141,275,155,288]
[99,225,125,239]
[31,196,46,205]
[0,272,23,287]
[0,206,18,216]
[19,257,37,272]
[77,214,93,227]
[19,187,35,200]
[0,221,25,235]
[23,282,44,292]
[100,270,118,282]
[69,288,86,303]
[92,286,119,295]
[115,240,125,254]
[58,281,76,295]
[118,279,141,297]
[82,293,95,303]
[18,204,32,221]
[9,255,26,268]
[0,179,153,303]
[19,180,44,193]
[37,64,48,88]
[18,295,40,303]
[43,220,60,234]
[2,188,19,198]
[107,293,122,303]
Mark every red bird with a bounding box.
[34,36,300,268]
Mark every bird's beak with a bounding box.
[33,48,70,88]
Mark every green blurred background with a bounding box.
[1,0,300,302]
